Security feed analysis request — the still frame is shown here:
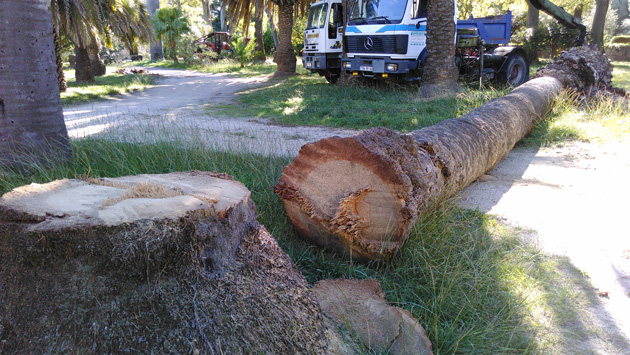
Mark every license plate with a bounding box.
[360,65,373,71]
[305,62,312,68]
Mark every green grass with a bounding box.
[0,130,611,354]
[521,81,630,146]
[121,58,277,77]
[612,61,630,91]
[214,75,509,132]
[61,68,157,106]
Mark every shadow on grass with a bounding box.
[61,72,157,106]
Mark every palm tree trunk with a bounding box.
[74,44,95,83]
[202,0,212,24]
[0,0,71,168]
[220,1,227,31]
[420,0,459,97]
[88,31,106,76]
[274,47,612,261]
[265,7,280,51]
[253,0,266,61]
[275,2,296,73]
[170,40,179,64]
[53,23,67,92]
[146,0,164,61]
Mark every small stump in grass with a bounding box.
[0,171,329,353]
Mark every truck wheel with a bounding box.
[499,54,529,87]
[325,70,340,84]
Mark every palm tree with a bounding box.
[51,0,153,82]
[267,0,309,73]
[419,0,460,97]
[0,0,71,168]
[146,0,164,61]
[153,7,191,64]
[224,0,309,73]
[231,37,255,67]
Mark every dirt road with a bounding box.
[63,68,355,156]
[458,141,630,353]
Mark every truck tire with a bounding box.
[499,54,529,87]
[325,74,338,84]
[325,69,341,84]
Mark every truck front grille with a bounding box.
[344,35,408,54]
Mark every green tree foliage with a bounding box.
[51,0,153,82]
[153,7,192,64]
[231,36,255,67]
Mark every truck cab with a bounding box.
[341,0,431,80]
[341,0,530,86]
[303,0,344,83]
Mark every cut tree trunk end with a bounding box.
[0,171,334,353]
[274,46,613,261]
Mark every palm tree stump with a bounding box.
[274,47,615,261]
[0,171,331,353]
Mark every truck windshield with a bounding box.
[306,3,329,30]
[349,0,407,25]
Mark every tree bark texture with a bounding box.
[0,0,71,168]
[221,0,227,31]
[265,7,280,51]
[591,0,611,48]
[274,2,297,73]
[88,32,106,76]
[74,44,95,82]
[146,0,164,61]
[253,0,266,61]
[420,0,459,96]
[274,47,612,261]
[202,0,211,24]
[53,23,67,92]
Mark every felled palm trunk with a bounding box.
[274,47,614,261]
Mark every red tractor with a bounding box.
[194,32,232,54]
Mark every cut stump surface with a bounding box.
[0,171,332,354]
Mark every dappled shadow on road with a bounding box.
[528,254,630,353]
[62,69,270,139]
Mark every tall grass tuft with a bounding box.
[521,89,630,146]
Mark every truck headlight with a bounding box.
[343,61,352,69]
[386,63,398,72]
